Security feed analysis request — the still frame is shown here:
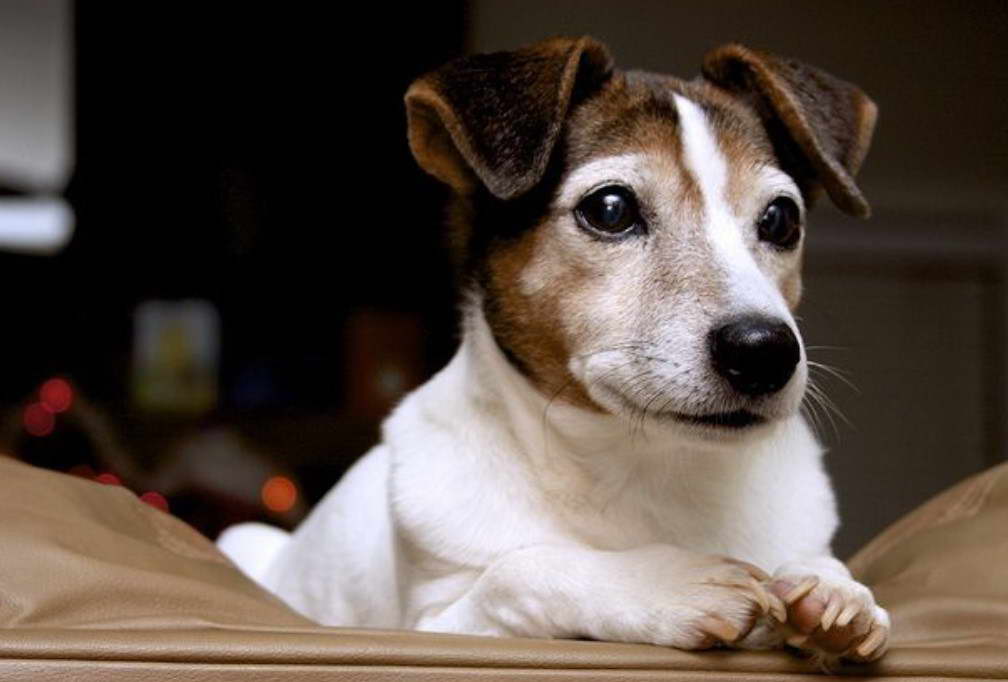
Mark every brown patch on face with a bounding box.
[564,72,704,213]
[478,72,708,411]
[482,222,601,410]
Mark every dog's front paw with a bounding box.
[621,552,787,650]
[769,570,890,664]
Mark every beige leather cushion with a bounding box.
[1,454,1006,681]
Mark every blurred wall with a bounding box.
[0,0,71,192]
[1,4,467,536]
[467,1,1008,557]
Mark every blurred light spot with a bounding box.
[40,377,74,413]
[375,366,405,399]
[23,403,55,436]
[0,198,75,255]
[261,475,297,513]
[140,491,170,513]
[95,472,121,485]
[68,464,95,479]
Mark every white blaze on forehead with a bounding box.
[672,94,789,318]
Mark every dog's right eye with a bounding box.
[574,185,644,237]
[757,196,802,249]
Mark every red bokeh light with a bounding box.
[40,378,74,413]
[139,491,170,513]
[23,403,55,437]
[261,475,298,513]
[68,464,96,479]
[95,472,121,486]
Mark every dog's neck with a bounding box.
[383,298,819,558]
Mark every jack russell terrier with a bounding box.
[219,36,888,665]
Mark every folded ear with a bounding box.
[405,36,613,199]
[702,44,877,218]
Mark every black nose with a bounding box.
[709,316,800,396]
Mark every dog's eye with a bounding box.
[574,185,643,237]
[757,197,802,249]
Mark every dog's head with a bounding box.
[405,37,876,440]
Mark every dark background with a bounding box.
[1,1,1006,558]
[2,2,467,530]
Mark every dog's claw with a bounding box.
[835,602,860,628]
[698,615,741,644]
[724,557,770,582]
[820,594,842,632]
[854,624,887,659]
[746,577,770,614]
[769,593,788,623]
[783,576,819,605]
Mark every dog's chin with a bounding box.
[589,383,792,441]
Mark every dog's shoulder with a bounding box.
[384,338,571,568]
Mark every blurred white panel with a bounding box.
[0,196,74,253]
[0,0,72,192]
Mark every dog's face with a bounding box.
[489,77,808,436]
[407,38,876,441]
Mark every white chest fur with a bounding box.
[385,309,837,624]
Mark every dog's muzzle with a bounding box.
[709,315,800,396]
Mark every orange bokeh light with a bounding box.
[40,378,74,413]
[261,475,298,513]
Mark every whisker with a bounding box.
[814,386,852,430]
[803,372,854,442]
[808,360,860,394]
[802,389,829,440]
[801,401,824,440]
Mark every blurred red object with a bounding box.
[139,491,170,513]
[22,403,55,437]
[40,378,74,413]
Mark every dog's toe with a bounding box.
[769,575,890,665]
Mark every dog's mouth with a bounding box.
[598,382,771,431]
[672,409,766,429]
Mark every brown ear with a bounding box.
[702,44,877,218]
[405,36,613,199]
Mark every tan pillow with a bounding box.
[0,454,1005,680]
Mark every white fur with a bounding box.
[216,522,290,584]
[223,310,836,633]
[218,95,886,656]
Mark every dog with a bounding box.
[218,36,888,665]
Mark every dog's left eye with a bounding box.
[757,197,802,249]
[574,185,644,237]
